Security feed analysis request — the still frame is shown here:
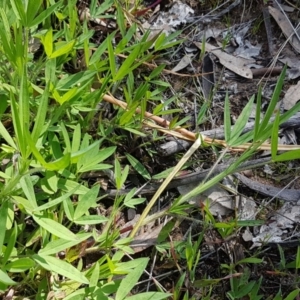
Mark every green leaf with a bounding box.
[43,28,53,57]
[152,167,175,180]
[125,153,151,180]
[116,162,129,190]
[157,220,176,244]
[26,0,42,25]
[74,185,100,220]
[296,246,300,269]
[284,289,300,300]
[11,0,26,24]
[33,254,89,284]
[234,281,256,298]
[115,44,141,81]
[33,214,78,241]
[0,122,17,149]
[126,293,171,300]
[236,258,263,264]
[90,35,111,65]
[236,220,265,226]
[193,278,220,288]
[26,127,70,170]
[29,1,62,27]
[12,196,35,212]
[149,64,166,80]
[34,185,80,212]
[20,175,38,209]
[39,233,92,256]
[50,40,76,58]
[77,146,116,173]
[5,258,35,272]
[0,10,16,65]
[116,258,149,300]
[31,85,49,143]
[57,87,78,105]
[0,269,16,285]
[119,104,139,126]
[73,215,108,225]
[89,261,100,287]
[154,33,166,51]
[3,224,17,265]
[56,70,97,89]
[93,0,114,16]
[72,123,81,153]
[124,191,146,208]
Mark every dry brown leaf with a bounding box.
[283,80,300,110]
[194,42,253,79]
[268,5,300,53]
[130,223,164,253]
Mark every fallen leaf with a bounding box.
[194,42,253,79]
[283,80,300,110]
[269,5,300,53]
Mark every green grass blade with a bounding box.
[25,0,42,26]
[0,201,8,256]
[258,66,286,136]
[273,149,300,162]
[115,45,141,81]
[229,95,254,146]
[107,34,117,78]
[29,1,61,27]
[0,9,17,65]
[10,0,26,25]
[20,66,30,128]
[254,86,262,141]
[11,94,26,155]
[224,92,231,142]
[114,158,122,190]
[0,122,17,149]
[20,175,38,209]
[31,84,49,143]
[271,112,280,160]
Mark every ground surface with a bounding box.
[81,0,300,298]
